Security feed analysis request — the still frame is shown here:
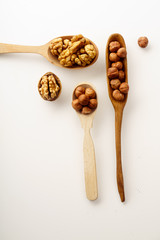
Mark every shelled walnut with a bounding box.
[38,72,61,101]
[49,34,97,67]
[72,85,97,114]
[108,40,129,101]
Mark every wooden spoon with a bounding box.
[106,33,128,202]
[0,36,99,68]
[72,83,98,200]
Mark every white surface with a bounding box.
[0,0,160,239]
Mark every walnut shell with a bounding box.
[78,94,89,106]
[118,70,125,81]
[138,36,148,48]
[107,67,119,79]
[75,86,85,98]
[85,88,96,99]
[113,90,124,101]
[109,53,120,62]
[111,61,123,70]
[110,79,121,89]
[88,99,97,109]
[109,41,121,52]
[72,99,82,111]
[119,82,129,94]
[82,106,92,114]
[117,47,127,58]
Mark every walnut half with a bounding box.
[38,72,61,101]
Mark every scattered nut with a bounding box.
[88,99,97,109]
[109,41,121,52]
[107,67,119,79]
[85,88,96,99]
[78,94,89,106]
[72,99,83,111]
[50,34,97,67]
[113,90,124,101]
[110,79,121,89]
[38,73,61,101]
[118,70,125,81]
[75,86,85,98]
[117,47,127,58]
[109,53,120,62]
[82,107,92,114]
[138,36,148,48]
[111,61,123,70]
[119,82,129,93]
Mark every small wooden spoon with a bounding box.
[0,36,99,68]
[106,33,128,202]
[72,83,98,200]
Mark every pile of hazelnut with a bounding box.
[49,34,97,67]
[107,41,129,101]
[72,86,97,114]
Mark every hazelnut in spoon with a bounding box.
[72,83,98,200]
[0,34,98,68]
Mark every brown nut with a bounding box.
[88,99,97,109]
[107,67,119,79]
[72,99,82,111]
[113,90,124,101]
[109,41,121,52]
[110,79,121,89]
[111,61,123,70]
[75,86,85,98]
[138,36,148,48]
[117,47,127,58]
[82,106,92,114]
[118,70,125,81]
[78,94,89,106]
[119,82,129,94]
[109,53,120,62]
[85,87,96,99]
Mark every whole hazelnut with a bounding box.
[82,107,92,114]
[109,53,120,62]
[113,90,124,101]
[107,67,119,79]
[85,87,96,99]
[75,86,85,98]
[111,61,123,70]
[109,41,121,52]
[88,99,97,109]
[138,36,148,48]
[117,47,127,58]
[78,94,89,106]
[110,79,121,89]
[118,70,125,81]
[72,99,82,111]
[119,82,129,94]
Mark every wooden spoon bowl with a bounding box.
[72,82,98,200]
[106,33,128,202]
[0,36,99,69]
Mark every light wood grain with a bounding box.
[73,83,98,200]
[106,33,128,202]
[0,36,99,69]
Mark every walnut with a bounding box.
[49,35,97,67]
[49,38,63,56]
[84,44,96,59]
[38,74,60,101]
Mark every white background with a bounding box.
[0,0,160,239]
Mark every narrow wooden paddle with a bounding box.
[106,33,128,202]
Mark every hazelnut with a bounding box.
[88,99,97,109]
[118,70,125,81]
[138,36,148,48]
[113,90,124,101]
[111,61,123,70]
[72,99,82,111]
[110,79,121,89]
[109,41,120,52]
[117,47,127,58]
[107,67,119,79]
[109,53,120,62]
[85,87,96,99]
[75,86,85,98]
[82,107,92,114]
[78,94,89,106]
[119,82,129,94]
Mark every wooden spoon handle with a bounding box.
[115,108,125,202]
[83,127,98,201]
[0,43,43,54]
